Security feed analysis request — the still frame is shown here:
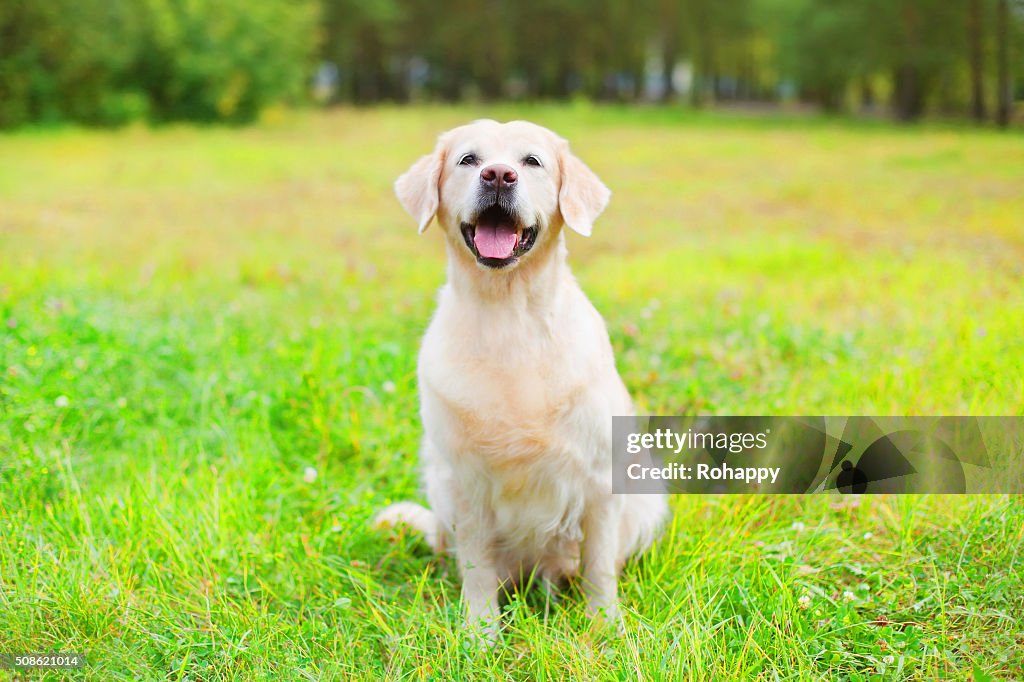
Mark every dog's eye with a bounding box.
[523,155,543,167]
[458,153,478,166]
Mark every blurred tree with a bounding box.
[136,0,319,122]
[776,0,875,111]
[0,0,145,126]
[657,0,682,101]
[0,0,317,126]
[575,0,652,100]
[969,0,988,121]
[0,2,54,126]
[995,0,1012,126]
[321,0,402,103]
[681,0,715,105]
[511,0,587,98]
[884,0,966,120]
[681,0,756,105]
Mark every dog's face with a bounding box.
[395,120,610,270]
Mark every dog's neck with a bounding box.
[444,231,571,310]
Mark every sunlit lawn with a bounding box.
[1,106,1022,680]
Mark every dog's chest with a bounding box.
[420,302,605,461]
[424,361,591,460]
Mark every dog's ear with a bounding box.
[395,144,446,234]
[558,146,610,237]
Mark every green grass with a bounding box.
[1,105,1022,680]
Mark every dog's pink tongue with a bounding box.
[474,223,518,259]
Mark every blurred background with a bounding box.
[1,0,1023,128]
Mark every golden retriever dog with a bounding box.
[375,119,667,640]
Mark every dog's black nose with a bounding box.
[480,164,517,190]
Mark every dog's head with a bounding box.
[395,119,610,270]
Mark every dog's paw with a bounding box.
[586,601,624,635]
[373,501,422,529]
[372,501,446,552]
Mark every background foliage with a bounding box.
[0,0,317,127]
[1,0,1023,127]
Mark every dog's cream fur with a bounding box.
[376,120,667,637]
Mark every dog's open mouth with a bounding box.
[460,205,538,269]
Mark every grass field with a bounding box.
[1,106,1023,680]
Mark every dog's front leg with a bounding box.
[455,516,501,644]
[581,499,621,626]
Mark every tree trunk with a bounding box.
[860,77,876,112]
[556,62,572,99]
[892,3,926,121]
[697,42,716,106]
[893,65,926,121]
[441,63,461,102]
[995,0,1011,127]
[661,38,677,102]
[969,0,987,121]
[688,1,714,107]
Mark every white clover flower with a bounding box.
[798,594,811,610]
[303,466,318,483]
[791,521,806,532]
[382,381,396,394]
[882,655,895,665]
[54,395,70,408]
[863,531,874,540]
[842,590,856,603]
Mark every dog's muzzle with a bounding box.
[460,204,538,269]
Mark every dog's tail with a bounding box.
[373,501,447,553]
